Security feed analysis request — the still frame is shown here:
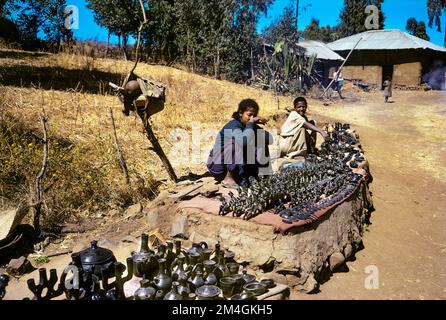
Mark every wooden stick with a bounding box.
[33,114,49,234]
[122,0,149,88]
[109,108,130,185]
[143,120,178,183]
[320,37,363,98]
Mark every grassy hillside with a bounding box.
[0,48,305,231]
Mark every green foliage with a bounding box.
[427,0,446,46]
[428,0,446,31]
[33,255,50,265]
[256,40,317,94]
[338,0,385,38]
[87,0,141,56]
[406,17,430,41]
[13,0,73,50]
[262,5,297,44]
[302,18,339,43]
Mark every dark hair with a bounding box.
[293,97,307,107]
[232,99,259,120]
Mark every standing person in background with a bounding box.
[333,68,344,99]
[383,76,392,103]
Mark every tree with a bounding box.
[13,0,73,51]
[226,0,274,81]
[262,5,297,44]
[406,17,430,41]
[87,0,142,59]
[302,18,338,43]
[427,0,446,46]
[338,0,385,38]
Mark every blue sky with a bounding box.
[68,0,445,46]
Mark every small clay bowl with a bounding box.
[243,282,267,296]
[260,278,276,289]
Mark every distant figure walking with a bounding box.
[333,68,344,99]
[383,76,392,103]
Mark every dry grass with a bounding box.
[0,49,300,231]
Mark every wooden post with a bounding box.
[320,37,363,98]
[33,114,49,235]
[143,120,178,183]
[109,108,130,186]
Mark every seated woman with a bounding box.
[279,97,329,158]
[207,99,273,188]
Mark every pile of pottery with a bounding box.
[0,237,275,300]
[132,235,275,300]
[219,123,366,222]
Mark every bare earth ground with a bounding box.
[292,90,446,300]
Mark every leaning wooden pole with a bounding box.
[143,120,178,183]
[321,37,363,98]
[109,108,130,186]
[33,114,49,235]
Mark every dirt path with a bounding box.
[292,90,446,300]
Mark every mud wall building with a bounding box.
[327,29,446,90]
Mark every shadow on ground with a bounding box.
[0,50,49,60]
[0,65,123,94]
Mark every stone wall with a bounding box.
[176,183,373,293]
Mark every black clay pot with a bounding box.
[195,285,221,300]
[226,262,240,275]
[153,259,172,293]
[231,292,257,300]
[164,281,183,300]
[243,282,267,296]
[0,274,10,300]
[260,278,276,289]
[132,234,156,278]
[241,270,256,284]
[74,240,117,280]
[219,276,237,299]
[203,260,218,286]
[134,279,156,300]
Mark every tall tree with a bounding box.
[406,17,430,41]
[87,0,141,59]
[14,0,73,51]
[427,0,446,46]
[338,0,385,37]
[262,5,297,44]
[302,18,338,43]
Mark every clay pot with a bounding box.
[219,276,237,299]
[134,279,156,300]
[164,281,183,300]
[195,285,221,300]
[243,282,267,296]
[153,258,172,293]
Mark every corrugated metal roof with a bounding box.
[297,40,345,61]
[327,29,446,52]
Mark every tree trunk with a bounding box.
[214,47,221,79]
[105,31,110,58]
[122,33,128,61]
[444,19,446,47]
[250,46,254,80]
